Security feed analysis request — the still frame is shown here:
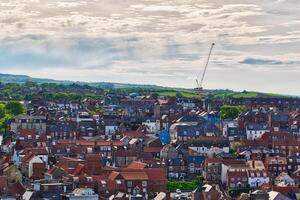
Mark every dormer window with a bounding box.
[87,177,93,182]
[73,177,79,182]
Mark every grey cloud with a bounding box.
[239,58,293,65]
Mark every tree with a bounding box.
[175,92,183,98]
[4,101,25,116]
[220,105,246,119]
[0,104,5,118]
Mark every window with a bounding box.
[87,177,93,182]
[142,181,147,187]
[127,181,132,187]
[73,177,79,182]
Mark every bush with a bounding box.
[220,105,246,119]
[228,187,251,197]
[167,176,203,192]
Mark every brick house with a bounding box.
[265,156,287,178]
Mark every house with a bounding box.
[291,168,300,184]
[274,172,295,186]
[101,118,119,136]
[29,157,45,180]
[187,156,205,174]
[62,188,99,200]
[265,156,287,177]
[247,169,269,188]
[246,123,269,140]
[188,141,230,157]
[33,180,73,199]
[191,184,225,200]
[120,96,156,118]
[166,157,187,180]
[20,153,45,180]
[154,97,182,118]
[223,121,246,141]
[49,120,77,140]
[238,109,268,129]
[221,159,248,184]
[227,168,248,188]
[268,191,292,200]
[45,166,66,180]
[142,118,160,134]
[169,118,220,143]
[77,113,97,138]
[10,114,47,134]
[203,158,222,183]
[96,167,166,197]
[269,113,289,130]
[249,190,270,200]
[160,144,178,160]
[286,153,300,173]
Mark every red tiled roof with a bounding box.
[76,140,95,146]
[72,163,86,176]
[95,140,123,146]
[222,159,246,166]
[144,168,167,181]
[21,152,34,163]
[228,170,248,179]
[125,161,147,170]
[0,156,10,165]
[205,158,222,164]
[16,141,35,149]
[0,175,8,190]
[47,166,58,175]
[25,147,48,155]
[57,140,76,145]
[8,181,26,197]
[144,147,163,153]
[121,171,148,180]
[122,131,146,138]
[19,129,36,136]
[109,171,121,180]
[273,186,298,197]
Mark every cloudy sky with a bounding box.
[0,0,300,95]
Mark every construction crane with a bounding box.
[195,43,215,92]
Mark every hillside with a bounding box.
[0,73,291,99]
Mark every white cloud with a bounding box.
[0,0,299,94]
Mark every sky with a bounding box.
[0,0,300,95]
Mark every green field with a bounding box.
[156,91,199,98]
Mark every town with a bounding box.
[1,81,300,200]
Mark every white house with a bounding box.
[66,188,99,200]
[189,146,229,157]
[247,170,270,188]
[142,119,160,134]
[275,172,295,186]
[246,123,269,140]
[105,123,119,136]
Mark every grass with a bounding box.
[156,91,199,98]
[207,89,289,99]
[167,176,203,192]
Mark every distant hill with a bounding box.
[0,73,292,99]
[0,73,159,89]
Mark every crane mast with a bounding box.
[196,43,215,91]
